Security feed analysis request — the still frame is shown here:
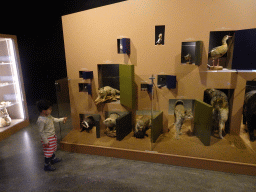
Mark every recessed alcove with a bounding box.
[79,114,101,138]
[203,88,235,135]
[181,41,203,66]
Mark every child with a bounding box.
[36,99,67,171]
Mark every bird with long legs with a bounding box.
[208,35,232,67]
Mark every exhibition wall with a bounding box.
[62,0,256,133]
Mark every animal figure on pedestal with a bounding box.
[95,86,120,105]
[80,116,95,132]
[208,35,232,67]
[103,113,120,138]
[204,89,229,139]
[243,90,256,141]
[134,115,151,139]
[174,100,193,139]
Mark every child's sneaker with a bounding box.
[44,164,56,171]
[51,157,62,164]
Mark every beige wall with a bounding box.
[62,0,256,133]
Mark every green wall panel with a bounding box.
[152,111,163,143]
[119,65,135,110]
[194,99,213,146]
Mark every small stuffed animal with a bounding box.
[243,90,256,141]
[174,100,193,139]
[95,86,120,105]
[0,117,7,128]
[204,89,229,139]
[134,116,151,138]
[0,106,11,127]
[103,113,120,137]
[184,53,192,64]
[80,116,95,132]
[156,33,163,45]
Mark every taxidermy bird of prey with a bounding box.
[208,35,232,66]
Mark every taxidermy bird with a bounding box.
[156,33,163,44]
[184,53,192,64]
[208,35,232,66]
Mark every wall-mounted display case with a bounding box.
[181,41,203,66]
[117,38,130,54]
[0,34,29,141]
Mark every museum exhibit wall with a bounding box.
[62,0,256,135]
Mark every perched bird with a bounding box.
[184,53,192,64]
[208,35,232,66]
[156,33,163,44]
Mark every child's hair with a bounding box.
[36,99,52,112]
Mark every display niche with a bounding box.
[155,25,165,45]
[157,75,176,89]
[104,111,132,141]
[242,80,256,142]
[79,114,101,138]
[199,88,234,146]
[181,41,203,66]
[0,34,28,141]
[230,28,256,70]
[97,64,136,109]
[79,71,93,79]
[117,38,130,54]
[208,30,235,70]
[208,28,256,70]
[169,90,234,147]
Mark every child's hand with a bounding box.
[63,117,68,124]
[43,143,49,148]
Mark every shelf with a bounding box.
[205,69,256,73]
[0,83,15,87]
[0,63,12,65]
[0,102,19,110]
[0,119,24,133]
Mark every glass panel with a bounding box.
[0,38,25,128]
[55,78,72,141]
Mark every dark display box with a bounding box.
[98,64,120,90]
[181,41,203,66]
[157,75,176,89]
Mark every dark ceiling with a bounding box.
[0,0,126,106]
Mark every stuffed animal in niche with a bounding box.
[0,117,7,127]
[243,90,256,141]
[156,33,163,45]
[80,116,95,132]
[208,35,232,66]
[134,115,151,139]
[204,89,229,139]
[174,100,193,139]
[95,86,120,105]
[184,53,192,64]
[0,106,11,128]
[103,113,120,137]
